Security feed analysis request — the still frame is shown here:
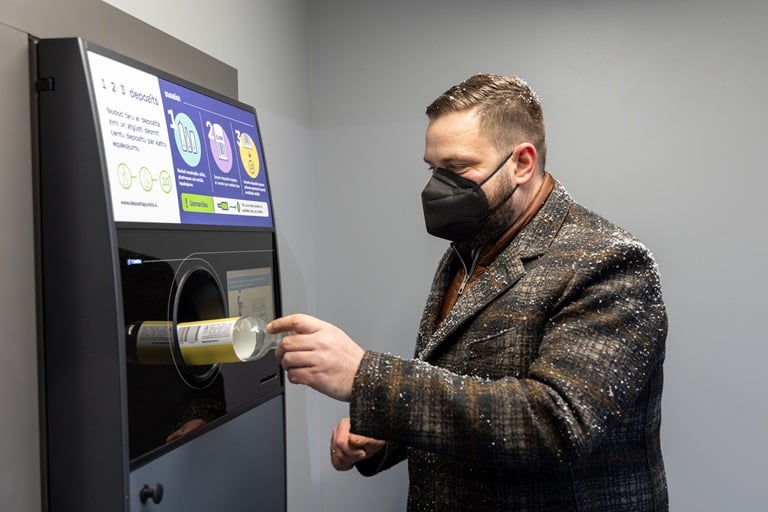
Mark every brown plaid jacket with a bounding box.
[351,181,668,511]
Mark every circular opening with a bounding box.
[170,262,227,388]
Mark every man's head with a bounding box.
[425,74,546,172]
[421,74,547,248]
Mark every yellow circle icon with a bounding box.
[239,132,260,179]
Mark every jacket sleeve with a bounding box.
[349,238,667,472]
[354,440,407,477]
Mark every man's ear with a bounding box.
[513,143,538,185]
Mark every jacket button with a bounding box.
[410,485,422,501]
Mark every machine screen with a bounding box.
[87,50,273,228]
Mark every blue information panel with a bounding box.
[87,51,273,228]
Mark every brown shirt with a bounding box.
[437,172,555,324]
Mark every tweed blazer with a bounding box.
[350,181,668,511]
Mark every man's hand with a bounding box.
[330,417,385,471]
[166,418,207,442]
[269,314,365,402]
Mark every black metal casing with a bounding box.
[33,38,285,511]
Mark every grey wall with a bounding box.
[1,0,766,510]
[0,22,40,512]
[307,1,768,510]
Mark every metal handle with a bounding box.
[139,483,164,504]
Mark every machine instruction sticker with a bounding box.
[88,51,273,228]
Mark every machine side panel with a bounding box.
[35,38,129,511]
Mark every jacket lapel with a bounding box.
[416,181,572,361]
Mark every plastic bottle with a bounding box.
[126,320,174,365]
[176,316,285,364]
[127,316,284,366]
[231,315,285,361]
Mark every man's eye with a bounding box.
[427,164,469,175]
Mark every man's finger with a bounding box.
[267,313,317,334]
[274,332,313,362]
[348,433,369,448]
[279,345,317,370]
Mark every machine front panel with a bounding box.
[118,227,283,465]
[35,38,286,510]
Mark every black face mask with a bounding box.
[421,152,516,243]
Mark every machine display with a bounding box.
[34,38,285,511]
[88,50,273,228]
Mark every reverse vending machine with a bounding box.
[32,38,285,511]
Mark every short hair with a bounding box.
[426,74,546,170]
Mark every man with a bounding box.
[269,74,668,511]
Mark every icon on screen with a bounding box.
[213,124,228,161]
[179,121,198,155]
[170,111,202,168]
